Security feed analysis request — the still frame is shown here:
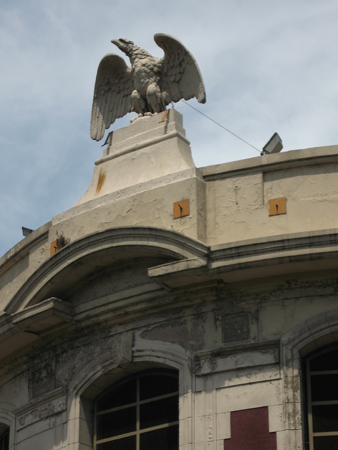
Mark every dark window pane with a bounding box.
[310,348,338,371]
[140,396,178,430]
[313,404,338,432]
[140,425,179,450]
[97,379,137,411]
[95,371,179,450]
[97,407,136,440]
[311,374,338,401]
[97,435,136,450]
[314,435,338,450]
[140,374,178,401]
[0,430,9,450]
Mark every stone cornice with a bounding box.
[202,144,338,181]
[0,227,337,363]
[148,229,338,288]
[209,229,338,268]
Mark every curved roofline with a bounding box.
[5,226,209,314]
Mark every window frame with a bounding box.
[94,369,179,450]
[304,345,338,450]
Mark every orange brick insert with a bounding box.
[173,199,189,218]
[268,197,286,216]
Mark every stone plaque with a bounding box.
[222,313,250,343]
[29,356,56,398]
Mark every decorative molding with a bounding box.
[209,229,338,268]
[202,145,338,181]
[133,338,191,370]
[154,229,338,288]
[14,387,65,417]
[194,340,280,361]
[95,131,190,165]
[281,308,338,355]
[5,226,209,315]
[194,341,280,376]
[14,388,66,431]
[278,309,338,448]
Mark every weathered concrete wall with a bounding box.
[2,130,337,314]
[1,116,338,449]
[0,268,338,448]
[206,172,264,244]
[204,147,338,245]
[50,173,207,249]
[0,222,50,311]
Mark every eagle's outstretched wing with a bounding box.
[154,33,206,106]
[90,54,134,141]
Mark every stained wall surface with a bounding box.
[0,112,338,450]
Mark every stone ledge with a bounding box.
[14,387,66,430]
[149,229,338,288]
[148,257,208,288]
[202,144,338,181]
[12,297,73,333]
[194,342,279,376]
[96,130,190,165]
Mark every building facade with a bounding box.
[0,110,338,450]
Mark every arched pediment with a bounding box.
[6,226,208,315]
[282,308,338,356]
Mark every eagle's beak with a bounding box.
[111,39,121,48]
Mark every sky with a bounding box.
[1,0,338,257]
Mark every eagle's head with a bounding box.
[111,38,135,57]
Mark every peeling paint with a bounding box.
[1,141,338,450]
[140,318,205,352]
[17,395,66,430]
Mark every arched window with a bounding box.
[0,427,9,450]
[304,345,338,450]
[94,370,179,450]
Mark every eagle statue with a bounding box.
[90,33,206,141]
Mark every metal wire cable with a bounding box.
[181,100,261,153]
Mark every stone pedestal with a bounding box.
[52,109,206,243]
[74,109,196,206]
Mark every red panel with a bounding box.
[224,407,277,450]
